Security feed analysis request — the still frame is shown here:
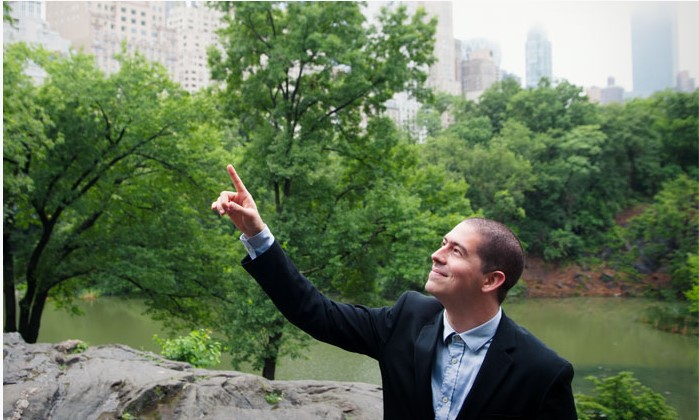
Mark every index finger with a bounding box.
[227,164,249,194]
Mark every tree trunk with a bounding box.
[18,290,48,343]
[261,330,283,380]
[3,226,17,333]
[262,357,277,380]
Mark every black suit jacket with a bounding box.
[243,241,577,419]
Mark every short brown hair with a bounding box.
[464,218,525,303]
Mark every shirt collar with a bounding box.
[442,308,502,352]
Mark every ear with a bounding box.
[482,271,506,294]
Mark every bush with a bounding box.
[575,371,678,420]
[153,329,223,368]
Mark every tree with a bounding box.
[507,79,598,135]
[208,1,443,379]
[3,44,227,343]
[598,99,665,198]
[476,77,523,133]
[624,174,699,297]
[652,90,699,174]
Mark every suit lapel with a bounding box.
[414,310,443,419]
[457,313,517,420]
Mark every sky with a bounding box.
[451,1,699,91]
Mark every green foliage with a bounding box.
[70,341,90,354]
[264,390,284,405]
[623,174,699,297]
[3,2,16,25]
[575,371,678,420]
[3,43,230,343]
[683,253,699,313]
[153,329,223,368]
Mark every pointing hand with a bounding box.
[211,165,265,237]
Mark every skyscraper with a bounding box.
[166,2,225,92]
[416,1,461,96]
[525,26,552,88]
[630,4,678,97]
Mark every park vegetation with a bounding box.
[3,4,697,416]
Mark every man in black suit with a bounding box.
[213,165,577,419]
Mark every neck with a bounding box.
[444,301,500,333]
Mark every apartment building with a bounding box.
[45,0,224,94]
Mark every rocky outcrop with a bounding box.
[3,333,382,419]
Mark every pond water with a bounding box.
[37,297,698,419]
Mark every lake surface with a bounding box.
[37,297,698,419]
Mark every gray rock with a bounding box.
[3,333,383,419]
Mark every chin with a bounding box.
[424,279,438,295]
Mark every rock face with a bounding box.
[3,333,383,419]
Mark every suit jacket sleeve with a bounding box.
[242,240,400,359]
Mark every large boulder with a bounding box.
[3,333,382,419]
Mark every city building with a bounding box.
[600,77,624,105]
[461,49,498,101]
[363,1,460,139]
[3,1,71,82]
[166,2,225,92]
[459,38,502,69]
[585,86,602,104]
[414,1,461,96]
[46,1,180,76]
[676,70,696,93]
[525,26,552,88]
[45,0,224,93]
[630,3,678,97]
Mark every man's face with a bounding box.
[425,221,487,302]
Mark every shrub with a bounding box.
[153,329,223,368]
[575,371,678,420]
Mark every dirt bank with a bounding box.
[522,257,655,298]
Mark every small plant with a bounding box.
[70,341,89,354]
[265,390,284,405]
[153,329,223,368]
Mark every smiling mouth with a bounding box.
[431,267,447,277]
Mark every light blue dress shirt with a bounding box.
[239,226,503,419]
[239,225,275,259]
[431,308,502,420]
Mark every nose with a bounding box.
[432,245,447,264]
